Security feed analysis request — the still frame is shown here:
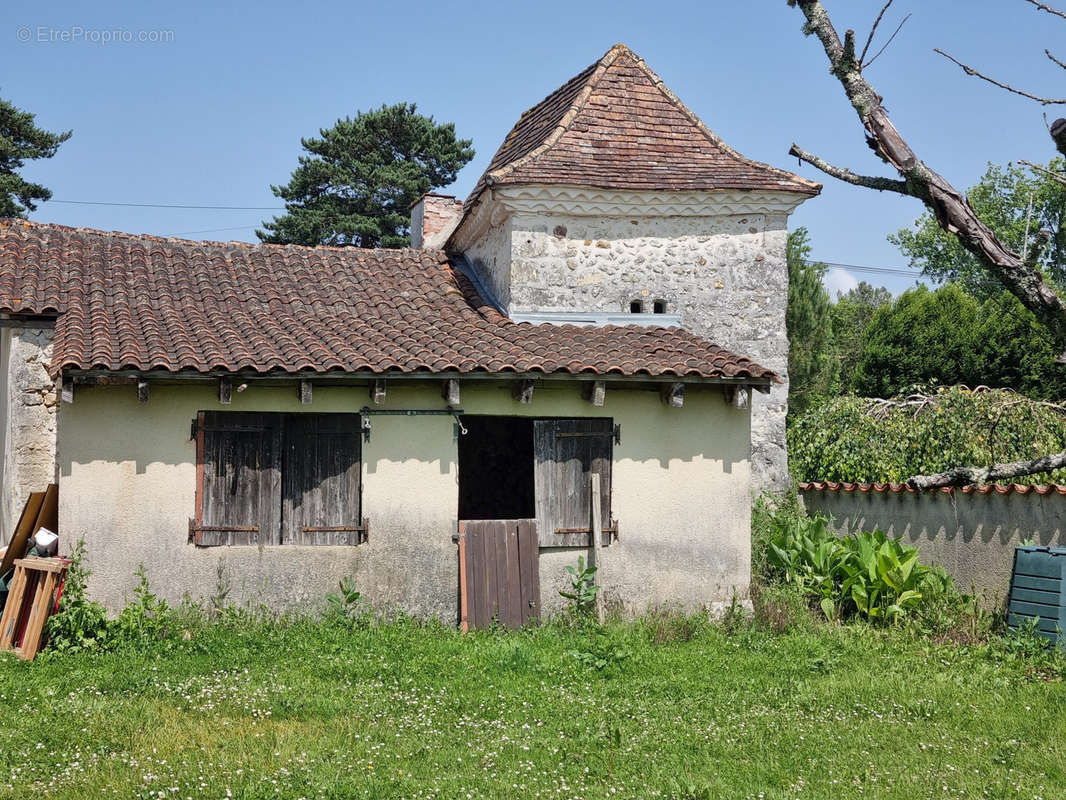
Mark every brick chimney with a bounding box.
[409,193,464,249]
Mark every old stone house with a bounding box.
[0,44,817,620]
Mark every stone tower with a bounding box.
[415,44,820,491]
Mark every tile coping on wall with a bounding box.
[798,481,1066,496]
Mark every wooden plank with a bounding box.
[493,521,510,626]
[458,524,470,633]
[33,484,58,537]
[586,381,606,407]
[282,414,361,545]
[517,520,539,626]
[590,474,605,624]
[370,380,387,405]
[471,528,487,630]
[661,382,684,408]
[504,524,523,628]
[533,418,613,548]
[442,379,460,406]
[0,492,45,578]
[513,379,534,404]
[0,564,27,649]
[482,521,500,626]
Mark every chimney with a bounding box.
[410,193,464,249]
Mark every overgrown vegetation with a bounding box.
[789,385,1066,483]
[4,534,1062,797]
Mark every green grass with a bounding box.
[0,616,1064,799]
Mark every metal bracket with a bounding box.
[361,416,372,443]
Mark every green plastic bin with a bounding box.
[1008,545,1066,645]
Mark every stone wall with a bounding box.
[0,327,58,543]
[800,484,1066,603]
[456,196,793,491]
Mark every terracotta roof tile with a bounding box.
[0,219,775,381]
[463,43,819,211]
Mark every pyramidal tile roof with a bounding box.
[0,218,777,381]
[464,43,820,210]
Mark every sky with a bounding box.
[3,0,1063,297]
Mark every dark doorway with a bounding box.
[457,415,535,520]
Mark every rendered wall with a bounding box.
[0,327,58,543]
[58,380,751,619]
[801,487,1066,602]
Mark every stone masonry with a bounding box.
[450,188,802,492]
[0,327,58,542]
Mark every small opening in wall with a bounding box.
[629,299,644,313]
[652,299,667,314]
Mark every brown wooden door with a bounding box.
[459,520,540,631]
[533,418,613,548]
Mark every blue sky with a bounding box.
[3,0,1062,296]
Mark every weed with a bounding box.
[559,555,599,616]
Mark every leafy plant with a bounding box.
[43,539,111,654]
[559,556,599,616]
[111,565,173,648]
[326,577,363,622]
[765,511,951,624]
[569,627,632,673]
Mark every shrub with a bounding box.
[763,508,953,624]
[789,386,1066,484]
[43,539,111,654]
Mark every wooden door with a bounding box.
[533,418,613,547]
[459,520,540,631]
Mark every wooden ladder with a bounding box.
[0,557,69,661]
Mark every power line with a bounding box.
[805,258,921,278]
[51,199,284,211]
[168,224,261,237]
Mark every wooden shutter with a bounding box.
[533,418,613,547]
[282,413,364,545]
[196,412,282,546]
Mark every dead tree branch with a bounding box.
[862,13,910,70]
[1046,49,1066,71]
[788,144,909,192]
[858,0,893,67]
[1025,0,1066,21]
[789,0,1066,350]
[908,451,1066,489]
[934,48,1066,105]
[1018,158,1066,187]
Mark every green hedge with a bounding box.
[789,386,1066,484]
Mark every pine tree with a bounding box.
[0,97,71,217]
[258,103,474,248]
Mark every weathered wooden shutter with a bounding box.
[533,418,613,547]
[282,413,364,545]
[196,412,282,546]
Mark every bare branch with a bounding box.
[1018,158,1066,187]
[788,144,909,193]
[934,48,1066,105]
[1046,48,1066,71]
[862,13,911,70]
[1025,0,1066,21]
[908,451,1066,490]
[858,0,893,67]
[789,0,1066,347]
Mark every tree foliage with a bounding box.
[850,285,1066,399]
[789,387,1066,484]
[786,227,836,414]
[0,97,71,217]
[259,103,474,248]
[889,160,1066,298]
[829,281,891,391]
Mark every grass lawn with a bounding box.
[0,617,1063,799]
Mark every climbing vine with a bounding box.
[789,386,1066,484]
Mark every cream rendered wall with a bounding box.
[59,379,750,619]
